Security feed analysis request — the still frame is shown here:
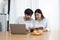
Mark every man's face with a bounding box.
[25,14,32,20]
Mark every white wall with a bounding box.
[37,0,59,30]
[0,0,4,13]
[10,0,59,30]
[59,0,60,30]
[9,0,32,23]
[0,0,7,31]
[9,0,17,24]
[0,15,7,31]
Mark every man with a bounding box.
[16,8,34,32]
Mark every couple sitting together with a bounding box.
[15,8,49,35]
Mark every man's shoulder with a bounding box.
[16,16,24,21]
[17,16,24,19]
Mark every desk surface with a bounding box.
[0,31,60,40]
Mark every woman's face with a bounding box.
[35,13,41,20]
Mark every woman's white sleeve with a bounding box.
[45,19,50,31]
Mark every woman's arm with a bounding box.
[43,19,50,32]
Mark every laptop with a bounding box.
[10,24,27,34]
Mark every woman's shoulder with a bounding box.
[43,18,48,22]
[43,18,47,21]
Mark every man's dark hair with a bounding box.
[24,8,33,15]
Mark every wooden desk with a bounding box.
[0,31,60,40]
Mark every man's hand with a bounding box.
[26,30,30,33]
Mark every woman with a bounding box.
[32,9,49,35]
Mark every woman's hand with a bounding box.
[43,29,48,32]
[38,30,43,34]
[32,29,43,35]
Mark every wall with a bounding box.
[9,0,59,30]
[59,0,60,30]
[37,0,59,30]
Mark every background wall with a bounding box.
[37,0,59,30]
[59,0,60,30]
[0,0,8,31]
[9,0,60,31]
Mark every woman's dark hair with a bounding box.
[24,8,33,15]
[35,9,45,20]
